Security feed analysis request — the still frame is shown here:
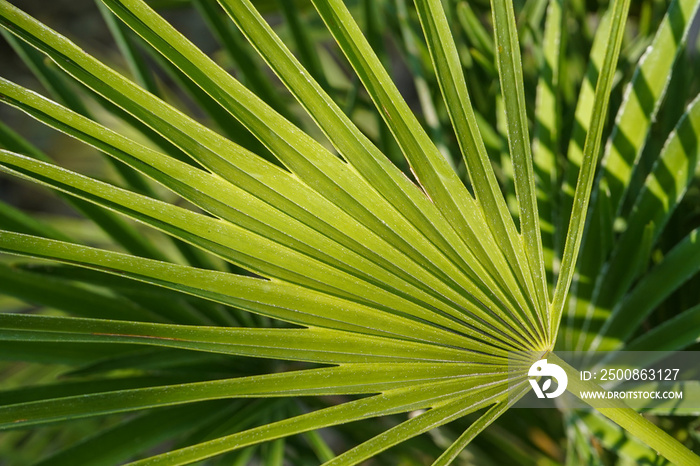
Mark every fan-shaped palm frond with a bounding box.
[0,0,699,464]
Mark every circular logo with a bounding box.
[528,359,568,399]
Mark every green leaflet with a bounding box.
[277,0,330,91]
[413,0,546,342]
[102,0,490,291]
[0,0,552,350]
[575,411,672,465]
[396,0,454,166]
[0,313,485,364]
[307,0,544,341]
[430,389,526,466]
[126,381,519,465]
[490,0,550,335]
[0,155,532,350]
[583,95,700,349]
[0,366,516,429]
[0,375,198,407]
[110,0,534,334]
[0,95,168,260]
[322,382,529,466]
[190,0,291,119]
[0,0,541,347]
[559,10,610,226]
[598,0,700,218]
[0,230,495,350]
[564,0,700,350]
[551,0,631,338]
[624,303,700,352]
[532,0,564,279]
[2,27,190,180]
[0,74,535,348]
[96,1,159,103]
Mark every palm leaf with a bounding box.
[0,0,699,464]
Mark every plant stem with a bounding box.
[548,352,700,465]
